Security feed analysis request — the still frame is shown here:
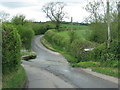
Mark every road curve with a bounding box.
[22,35,118,88]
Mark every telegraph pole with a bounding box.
[107,0,111,48]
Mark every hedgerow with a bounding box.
[44,30,94,62]
[91,40,119,67]
[2,24,21,74]
[44,29,119,68]
[15,24,35,50]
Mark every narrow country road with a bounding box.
[22,35,118,88]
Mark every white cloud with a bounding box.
[0,0,90,22]
[64,2,90,22]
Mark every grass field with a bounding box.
[57,29,91,41]
[57,24,91,41]
[61,24,89,31]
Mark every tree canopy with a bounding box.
[11,14,26,25]
[42,2,67,31]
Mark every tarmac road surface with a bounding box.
[22,35,118,88]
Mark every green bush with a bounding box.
[93,41,119,61]
[11,15,26,25]
[88,22,118,44]
[44,30,69,50]
[30,23,41,35]
[51,34,64,46]
[15,25,35,50]
[68,31,77,43]
[110,22,118,41]
[89,23,107,43]
[60,38,69,50]
[92,41,119,67]
[92,43,107,61]
[22,27,34,50]
[2,24,21,74]
[31,23,55,35]
[32,23,46,35]
[108,40,119,59]
[44,29,56,41]
[70,40,93,62]
[44,30,95,62]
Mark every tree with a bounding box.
[0,11,9,23]
[84,0,118,43]
[84,1,101,23]
[42,2,67,31]
[84,1,107,43]
[22,27,34,50]
[16,25,35,50]
[11,14,26,25]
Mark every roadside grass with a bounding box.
[40,37,77,63]
[51,45,78,63]
[92,67,119,78]
[2,65,26,88]
[40,37,119,78]
[71,61,100,68]
[71,61,119,78]
[40,37,56,51]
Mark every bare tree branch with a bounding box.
[42,2,67,31]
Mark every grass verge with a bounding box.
[2,65,26,88]
[40,37,56,51]
[40,37,119,78]
[72,61,119,78]
[40,37,77,63]
[71,61,100,68]
[92,67,119,78]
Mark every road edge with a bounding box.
[78,68,119,85]
[40,35,119,85]
[21,64,29,88]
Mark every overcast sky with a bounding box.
[0,0,92,22]
[0,0,117,22]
